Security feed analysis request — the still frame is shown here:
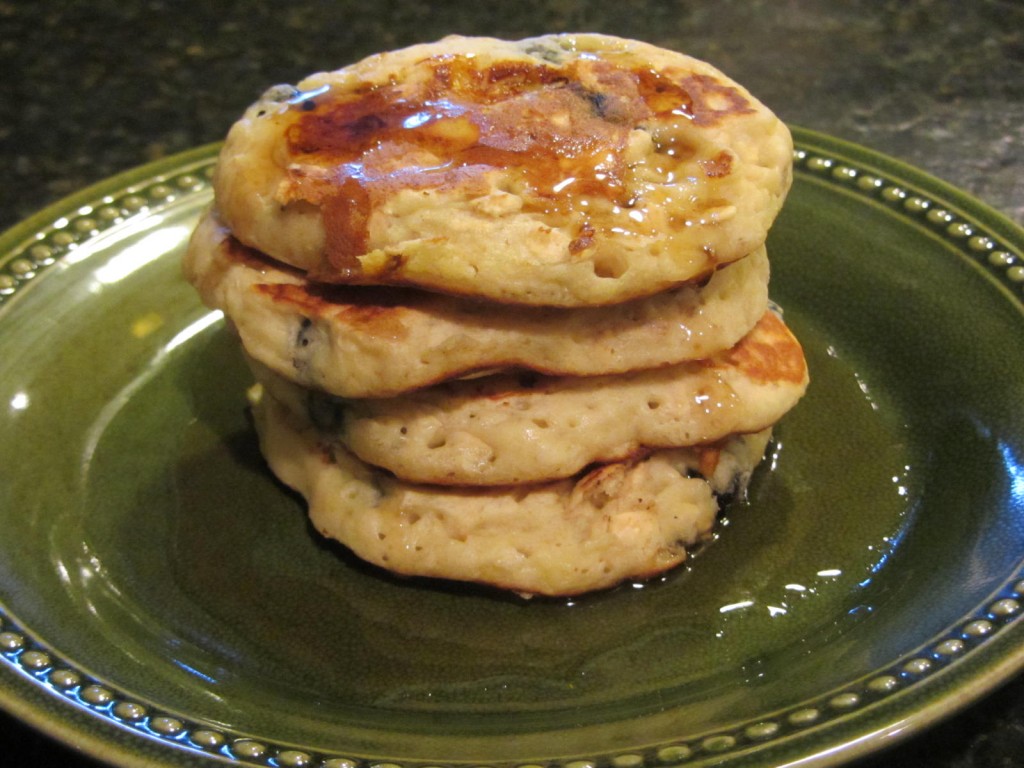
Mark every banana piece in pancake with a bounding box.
[184,210,771,398]
[213,33,792,306]
[251,385,772,597]
[250,311,807,486]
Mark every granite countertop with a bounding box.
[1,1,1022,766]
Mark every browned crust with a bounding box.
[716,311,807,385]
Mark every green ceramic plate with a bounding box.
[0,128,1022,768]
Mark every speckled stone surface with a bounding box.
[2,0,1022,233]
[1,1,1022,766]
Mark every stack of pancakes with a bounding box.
[183,34,807,597]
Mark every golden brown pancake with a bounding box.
[183,209,772,398]
[249,311,807,486]
[213,33,792,306]
[251,385,773,597]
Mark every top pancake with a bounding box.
[213,33,793,307]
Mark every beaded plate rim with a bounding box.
[0,128,1022,768]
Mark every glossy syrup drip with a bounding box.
[282,53,755,276]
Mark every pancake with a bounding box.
[249,311,807,486]
[184,210,771,398]
[213,33,792,306]
[251,385,772,597]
